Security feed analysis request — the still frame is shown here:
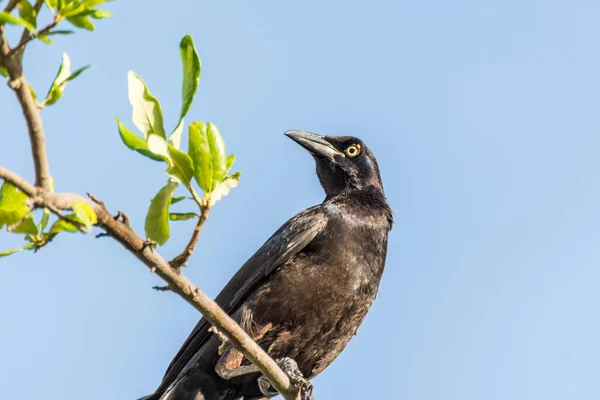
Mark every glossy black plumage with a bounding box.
[144,131,392,400]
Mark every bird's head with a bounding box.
[285,130,385,198]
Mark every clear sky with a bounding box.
[1,1,600,399]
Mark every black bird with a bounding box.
[143,131,393,400]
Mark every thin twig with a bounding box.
[4,75,53,190]
[170,206,210,268]
[152,285,171,292]
[12,0,46,56]
[11,19,59,57]
[3,0,20,13]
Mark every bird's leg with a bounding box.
[215,347,260,379]
[258,358,314,400]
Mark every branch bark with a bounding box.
[0,166,299,400]
[170,206,209,268]
[0,26,53,191]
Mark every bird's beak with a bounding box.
[284,130,345,161]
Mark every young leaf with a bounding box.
[0,182,31,229]
[169,212,198,221]
[65,65,91,83]
[168,119,184,149]
[207,123,227,186]
[38,208,50,231]
[145,180,178,245]
[44,83,62,106]
[18,0,37,29]
[188,122,212,192]
[0,11,36,33]
[170,196,187,205]
[169,35,200,150]
[67,15,95,30]
[0,243,36,258]
[167,145,194,184]
[50,214,80,233]
[147,134,171,163]
[116,117,164,162]
[90,9,111,19]
[72,201,97,230]
[82,0,107,6]
[12,217,38,235]
[44,53,70,103]
[0,66,8,77]
[179,35,201,120]
[207,171,241,206]
[44,0,58,10]
[127,71,166,139]
[225,154,235,173]
[45,29,74,36]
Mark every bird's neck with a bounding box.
[324,185,394,229]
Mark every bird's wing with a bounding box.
[155,205,327,394]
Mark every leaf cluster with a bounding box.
[117,35,241,245]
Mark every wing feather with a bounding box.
[154,205,327,395]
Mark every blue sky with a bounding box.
[1,0,600,399]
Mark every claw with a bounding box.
[258,358,314,400]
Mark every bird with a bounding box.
[142,130,393,400]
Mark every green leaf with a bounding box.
[188,122,211,192]
[168,119,184,149]
[65,64,90,82]
[29,84,37,100]
[44,0,58,10]
[127,71,166,139]
[207,122,227,186]
[179,35,201,120]
[167,145,194,184]
[72,201,97,230]
[226,154,235,173]
[145,180,178,245]
[170,196,187,205]
[0,66,8,77]
[44,83,62,106]
[169,212,198,221]
[60,2,85,17]
[0,11,36,33]
[89,9,111,18]
[36,33,52,45]
[49,214,79,233]
[38,208,50,230]
[45,29,74,36]
[0,243,36,258]
[82,0,107,6]
[18,0,37,29]
[45,52,70,98]
[188,122,228,193]
[13,217,38,235]
[67,15,94,30]
[0,182,31,229]
[147,134,171,163]
[207,171,241,206]
[116,117,164,162]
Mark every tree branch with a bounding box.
[0,40,53,191]
[3,0,21,13]
[170,206,209,268]
[0,166,300,400]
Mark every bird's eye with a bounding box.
[344,144,361,158]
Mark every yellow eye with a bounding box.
[345,144,361,157]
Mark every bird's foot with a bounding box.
[257,357,314,400]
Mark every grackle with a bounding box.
[142,131,393,400]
